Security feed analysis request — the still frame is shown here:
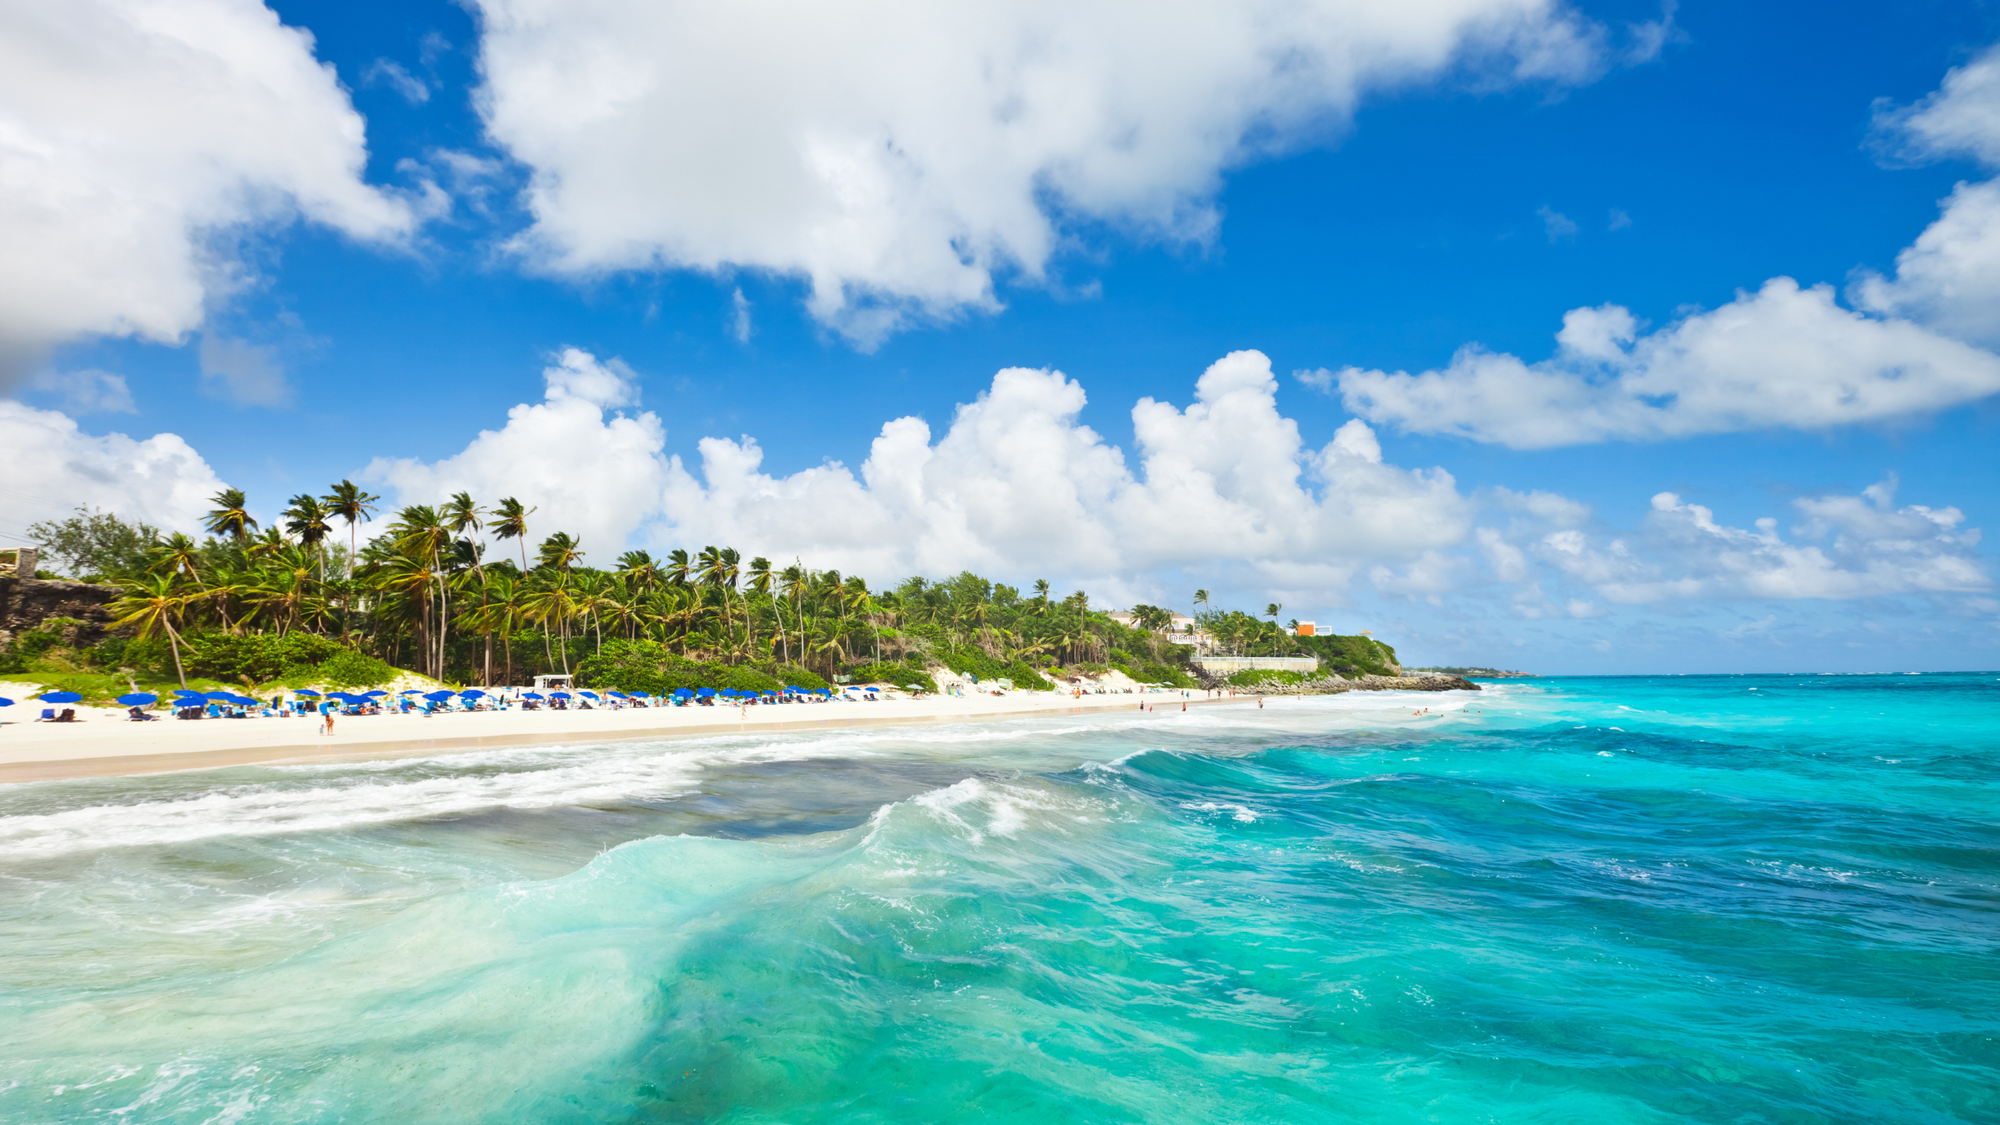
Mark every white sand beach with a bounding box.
[0,689,1243,783]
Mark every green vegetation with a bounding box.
[1223,668,1316,688]
[844,662,939,693]
[575,640,831,695]
[12,491,1390,698]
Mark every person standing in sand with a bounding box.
[320,706,335,737]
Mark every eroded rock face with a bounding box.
[0,577,120,647]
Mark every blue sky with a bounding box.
[5,0,1999,673]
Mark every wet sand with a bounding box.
[0,691,1238,783]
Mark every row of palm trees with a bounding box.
[110,488,1153,688]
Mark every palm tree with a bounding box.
[748,556,781,662]
[665,548,693,587]
[1266,602,1281,624]
[151,532,202,582]
[110,574,193,688]
[283,494,335,584]
[492,497,535,571]
[203,488,257,542]
[390,506,453,678]
[323,481,380,579]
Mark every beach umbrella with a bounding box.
[550,692,572,699]
[230,694,260,706]
[400,689,423,695]
[293,689,322,697]
[579,690,598,699]
[116,692,158,706]
[521,691,544,700]
[0,698,13,707]
[38,691,83,703]
[423,690,454,701]
[696,687,715,697]
[363,689,389,697]
[459,690,485,699]
[203,690,236,700]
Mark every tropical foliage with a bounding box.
[16,489,1248,693]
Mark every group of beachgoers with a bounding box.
[0,683,895,727]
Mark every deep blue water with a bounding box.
[0,673,1994,1122]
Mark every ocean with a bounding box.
[0,673,1994,1123]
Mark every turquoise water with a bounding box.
[0,674,1995,1123]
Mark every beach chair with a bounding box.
[38,708,55,722]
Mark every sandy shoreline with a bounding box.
[0,691,1247,784]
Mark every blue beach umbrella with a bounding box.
[363,689,388,697]
[423,691,454,701]
[294,689,321,697]
[0,698,13,707]
[579,690,598,699]
[202,690,235,700]
[550,692,572,699]
[38,691,82,704]
[400,689,423,695]
[696,687,715,697]
[521,691,544,700]
[459,690,485,699]
[117,692,159,705]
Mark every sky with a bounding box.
[4,0,2000,674]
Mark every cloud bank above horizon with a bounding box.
[1316,42,2000,447]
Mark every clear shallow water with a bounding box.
[0,674,1995,1123]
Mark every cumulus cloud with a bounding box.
[1854,45,2000,349]
[1519,481,1986,604]
[366,349,668,562]
[0,0,414,386]
[660,350,1472,594]
[1332,281,2000,446]
[1325,44,2000,446]
[471,0,1653,344]
[0,401,225,541]
[369,346,1474,597]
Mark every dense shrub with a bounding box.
[935,647,1053,691]
[313,648,398,688]
[184,632,344,682]
[1224,668,1315,688]
[1115,661,1199,689]
[577,641,830,696]
[845,662,937,694]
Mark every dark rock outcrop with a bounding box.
[0,577,121,647]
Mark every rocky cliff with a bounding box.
[0,576,121,647]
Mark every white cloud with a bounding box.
[28,369,136,415]
[1538,205,1578,241]
[730,289,753,344]
[0,0,414,386]
[1332,279,2000,446]
[1607,206,1632,231]
[1518,482,1987,604]
[1872,43,2000,167]
[471,0,1647,345]
[1324,44,2000,445]
[0,401,225,540]
[660,350,1473,592]
[1854,46,2000,349]
[198,335,290,406]
[363,58,430,105]
[365,349,668,562]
